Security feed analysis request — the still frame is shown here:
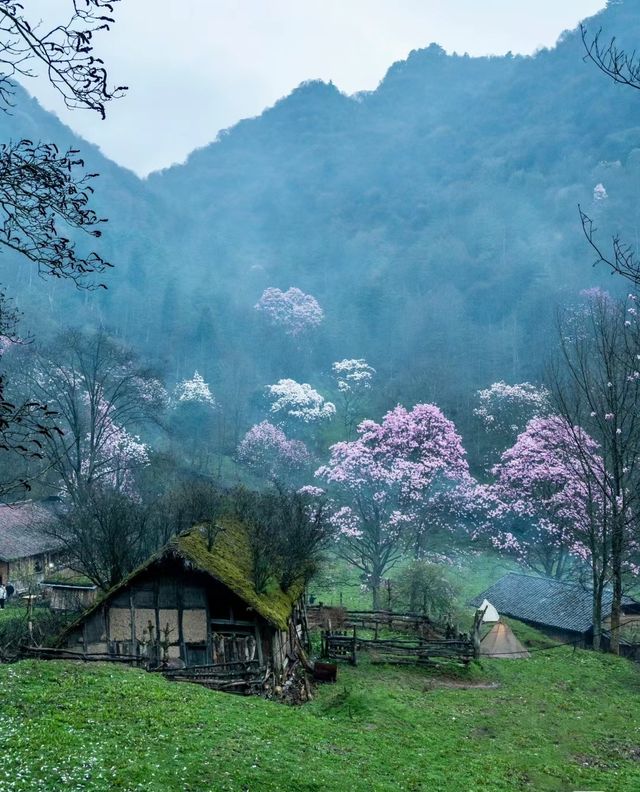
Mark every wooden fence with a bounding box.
[315,605,482,667]
[322,630,475,667]
[163,660,266,693]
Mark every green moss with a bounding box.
[177,518,301,629]
[41,571,95,588]
[59,517,300,640]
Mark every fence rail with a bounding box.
[321,629,475,666]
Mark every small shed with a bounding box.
[58,519,305,681]
[41,573,98,612]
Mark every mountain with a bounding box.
[1,0,640,452]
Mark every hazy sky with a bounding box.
[24,0,606,177]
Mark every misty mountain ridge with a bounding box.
[0,0,638,443]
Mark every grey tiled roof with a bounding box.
[0,502,65,561]
[469,572,638,634]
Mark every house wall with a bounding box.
[63,563,285,670]
[3,552,63,593]
[48,586,97,612]
[602,610,640,631]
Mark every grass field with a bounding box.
[1,620,640,791]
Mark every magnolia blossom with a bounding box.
[469,416,606,578]
[174,371,216,407]
[297,485,325,497]
[316,403,470,606]
[237,421,310,480]
[474,381,550,435]
[332,358,376,438]
[332,359,375,393]
[75,393,150,498]
[255,286,324,336]
[267,379,335,423]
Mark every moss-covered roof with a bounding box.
[62,518,300,634]
[176,519,301,630]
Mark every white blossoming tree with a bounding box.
[332,358,376,438]
[255,287,324,337]
[266,379,336,427]
[474,381,551,460]
[174,371,216,407]
[171,371,218,472]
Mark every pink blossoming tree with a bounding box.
[25,330,162,503]
[475,416,605,576]
[316,403,469,608]
[237,421,311,484]
[550,289,640,651]
[472,413,618,648]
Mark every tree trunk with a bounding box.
[610,568,622,655]
[610,514,623,655]
[591,575,603,652]
[371,578,381,610]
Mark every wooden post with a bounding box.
[472,607,485,659]
[129,589,136,659]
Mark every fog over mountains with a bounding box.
[1,0,639,446]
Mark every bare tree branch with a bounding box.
[581,24,640,92]
[579,205,640,286]
[0,1,126,118]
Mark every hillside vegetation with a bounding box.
[1,2,640,454]
[1,628,640,791]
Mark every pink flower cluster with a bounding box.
[237,421,310,479]
[470,416,606,570]
[316,403,469,541]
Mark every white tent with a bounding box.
[478,598,500,623]
[480,621,530,659]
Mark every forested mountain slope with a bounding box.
[1,0,639,443]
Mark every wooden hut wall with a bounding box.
[62,562,290,669]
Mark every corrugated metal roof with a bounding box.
[469,572,638,634]
[0,501,65,561]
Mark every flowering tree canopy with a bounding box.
[316,403,469,607]
[472,415,606,579]
[237,421,311,482]
[332,358,376,438]
[174,370,216,408]
[80,394,149,497]
[267,379,335,423]
[25,330,160,502]
[255,286,324,336]
[474,381,550,454]
[332,359,376,392]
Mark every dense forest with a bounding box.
[0,0,639,478]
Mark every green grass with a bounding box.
[309,551,522,616]
[1,622,640,791]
